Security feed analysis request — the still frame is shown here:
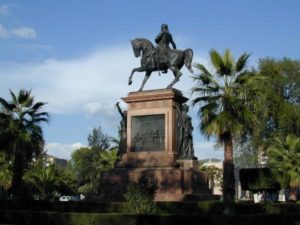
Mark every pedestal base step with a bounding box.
[97,166,213,202]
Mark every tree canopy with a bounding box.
[0,89,49,197]
[192,49,263,213]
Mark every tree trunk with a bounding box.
[10,152,24,198]
[223,137,235,214]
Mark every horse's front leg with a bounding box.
[167,66,182,89]
[129,67,145,85]
[139,71,152,92]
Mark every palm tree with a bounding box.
[268,135,300,201]
[192,49,261,214]
[0,152,12,199]
[23,162,76,200]
[0,89,49,197]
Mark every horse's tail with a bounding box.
[184,48,193,73]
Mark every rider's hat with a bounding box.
[161,24,169,30]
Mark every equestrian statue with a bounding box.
[129,24,194,91]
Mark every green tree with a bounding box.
[68,147,94,189]
[23,161,76,200]
[230,58,300,170]
[192,49,262,214]
[68,147,118,194]
[88,126,111,151]
[252,58,300,152]
[0,89,49,197]
[233,136,258,168]
[0,152,12,199]
[200,164,223,192]
[268,135,300,201]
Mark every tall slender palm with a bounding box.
[192,49,261,214]
[0,89,49,196]
[268,135,300,201]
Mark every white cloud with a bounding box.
[0,4,9,16]
[0,46,207,117]
[84,102,115,117]
[0,24,8,38]
[0,4,36,39]
[0,45,212,157]
[0,24,37,39]
[11,27,37,38]
[46,142,85,159]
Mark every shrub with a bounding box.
[123,177,158,215]
[240,168,280,192]
[2,211,300,225]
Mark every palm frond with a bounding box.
[0,98,15,111]
[31,102,47,111]
[9,89,17,104]
[223,49,234,75]
[209,49,224,72]
[194,63,213,76]
[235,53,251,72]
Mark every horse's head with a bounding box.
[130,39,142,58]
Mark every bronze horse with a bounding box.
[129,38,193,91]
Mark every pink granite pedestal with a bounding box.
[98,89,217,201]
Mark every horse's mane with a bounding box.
[134,38,155,48]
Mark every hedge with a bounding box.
[1,211,300,225]
[0,200,124,213]
[2,200,300,215]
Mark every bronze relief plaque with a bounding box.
[131,114,165,152]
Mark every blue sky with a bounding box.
[1,0,300,159]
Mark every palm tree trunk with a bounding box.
[11,152,24,197]
[223,137,235,214]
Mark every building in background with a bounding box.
[46,155,67,168]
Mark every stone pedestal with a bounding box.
[99,89,216,201]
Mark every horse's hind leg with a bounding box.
[167,66,182,89]
[139,71,151,91]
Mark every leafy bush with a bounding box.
[240,168,280,192]
[2,211,300,225]
[123,177,158,214]
[23,162,77,200]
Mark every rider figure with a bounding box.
[155,24,176,73]
[116,102,127,155]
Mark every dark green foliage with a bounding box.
[192,49,261,214]
[68,147,118,194]
[88,126,111,151]
[2,210,300,225]
[0,89,49,197]
[123,177,158,214]
[268,135,300,189]
[23,161,77,200]
[239,168,280,192]
[2,200,300,215]
[0,200,124,213]
[268,135,300,201]
[0,152,12,199]
[68,147,94,187]
[250,58,300,152]
[157,201,224,215]
[68,126,118,194]
[234,135,258,168]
